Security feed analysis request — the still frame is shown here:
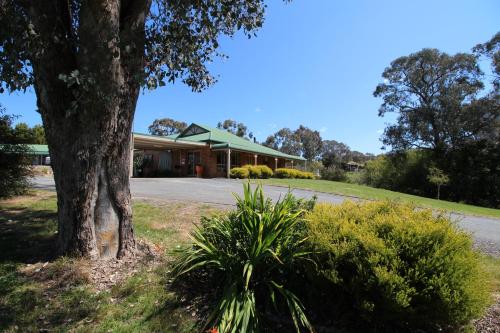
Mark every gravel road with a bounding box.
[32,176,500,256]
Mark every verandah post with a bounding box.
[227,148,231,178]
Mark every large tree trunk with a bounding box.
[25,0,151,259]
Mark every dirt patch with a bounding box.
[474,293,500,333]
[88,239,163,292]
[18,239,163,293]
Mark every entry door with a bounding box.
[187,151,201,176]
[158,151,172,171]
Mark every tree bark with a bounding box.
[24,0,151,259]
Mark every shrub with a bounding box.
[274,168,315,179]
[173,184,315,332]
[0,144,33,198]
[319,165,347,181]
[257,165,273,179]
[0,110,33,198]
[304,201,489,332]
[230,167,249,179]
[242,164,262,178]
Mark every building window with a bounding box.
[231,152,240,168]
[217,151,240,172]
[216,151,226,172]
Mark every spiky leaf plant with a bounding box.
[173,183,314,333]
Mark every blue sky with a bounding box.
[1,0,498,153]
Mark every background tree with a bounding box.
[295,125,322,161]
[264,126,323,160]
[0,0,271,259]
[321,140,351,167]
[0,105,32,198]
[264,128,302,156]
[427,166,449,200]
[372,37,500,208]
[31,124,46,144]
[217,119,253,139]
[10,122,47,144]
[148,118,187,136]
[474,32,500,89]
[374,48,487,154]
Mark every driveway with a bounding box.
[32,177,500,255]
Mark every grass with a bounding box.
[0,190,498,332]
[256,178,500,218]
[480,255,500,293]
[0,191,217,333]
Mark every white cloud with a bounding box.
[376,129,384,134]
[320,126,327,133]
[255,106,262,113]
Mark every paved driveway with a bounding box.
[32,177,500,255]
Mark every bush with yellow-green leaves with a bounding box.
[303,201,490,332]
[274,168,315,179]
[229,167,250,179]
[230,165,274,179]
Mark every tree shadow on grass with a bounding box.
[0,206,58,264]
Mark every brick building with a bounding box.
[132,123,305,178]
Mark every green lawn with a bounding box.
[0,191,218,333]
[1,190,498,332]
[256,178,500,218]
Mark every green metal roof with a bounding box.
[27,144,50,155]
[0,144,49,155]
[175,124,305,161]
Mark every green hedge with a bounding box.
[229,167,250,179]
[304,201,489,332]
[231,165,274,179]
[274,168,315,179]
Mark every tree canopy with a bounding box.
[217,119,253,139]
[373,48,496,152]
[0,0,273,94]
[0,0,280,259]
[148,118,187,136]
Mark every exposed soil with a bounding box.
[474,293,500,333]
[19,238,163,293]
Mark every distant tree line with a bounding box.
[0,120,46,144]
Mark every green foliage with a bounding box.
[427,166,450,199]
[148,118,188,136]
[362,150,433,195]
[242,164,262,178]
[231,165,274,179]
[173,184,315,332]
[230,167,250,179]
[373,40,500,208]
[264,126,323,161]
[0,109,33,198]
[255,165,273,179]
[304,201,490,332]
[319,165,347,181]
[217,119,253,139]
[374,48,488,152]
[274,168,315,179]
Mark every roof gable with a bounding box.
[178,124,209,138]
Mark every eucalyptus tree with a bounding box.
[148,118,187,136]
[374,48,487,154]
[217,119,253,139]
[0,0,273,259]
